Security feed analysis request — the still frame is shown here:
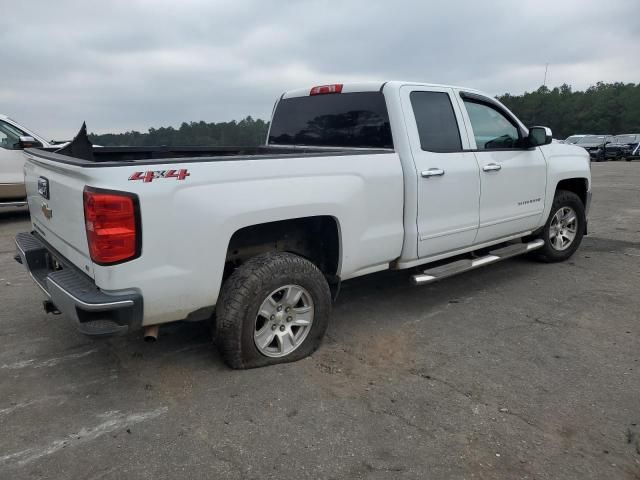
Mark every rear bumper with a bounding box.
[14,231,143,336]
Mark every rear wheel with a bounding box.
[215,252,331,369]
[534,190,585,263]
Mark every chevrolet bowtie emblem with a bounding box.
[41,202,53,220]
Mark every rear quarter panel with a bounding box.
[86,153,404,325]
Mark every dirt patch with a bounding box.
[304,327,418,398]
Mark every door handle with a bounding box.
[421,168,445,178]
[483,163,502,172]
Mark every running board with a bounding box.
[411,239,544,285]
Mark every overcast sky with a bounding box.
[1,0,639,139]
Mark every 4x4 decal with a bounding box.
[128,169,190,183]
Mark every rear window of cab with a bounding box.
[268,92,393,149]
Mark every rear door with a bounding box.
[454,91,547,244]
[400,86,480,258]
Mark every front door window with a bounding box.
[463,101,520,149]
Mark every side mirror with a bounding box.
[17,135,43,149]
[528,126,552,147]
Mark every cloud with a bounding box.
[1,0,638,139]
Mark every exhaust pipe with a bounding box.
[43,300,61,315]
[143,325,159,342]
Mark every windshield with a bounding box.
[612,134,639,144]
[576,135,608,144]
[268,92,393,149]
[565,136,583,144]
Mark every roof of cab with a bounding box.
[281,81,485,99]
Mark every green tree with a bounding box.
[89,116,270,147]
[497,82,640,138]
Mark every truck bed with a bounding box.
[29,144,384,167]
[25,122,391,167]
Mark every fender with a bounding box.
[539,143,591,223]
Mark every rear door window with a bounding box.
[410,91,462,152]
[268,92,393,149]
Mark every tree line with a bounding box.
[497,82,640,139]
[89,116,269,146]
[88,82,640,146]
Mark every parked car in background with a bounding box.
[575,135,612,161]
[1,115,56,207]
[604,134,640,161]
[565,134,589,144]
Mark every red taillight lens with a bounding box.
[83,188,140,265]
[309,84,343,95]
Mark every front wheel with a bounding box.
[534,190,586,263]
[215,252,331,369]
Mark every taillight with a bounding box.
[309,84,343,96]
[83,187,140,265]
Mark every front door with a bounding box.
[455,91,547,244]
[400,86,480,258]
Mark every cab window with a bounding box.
[463,100,520,149]
[269,92,393,149]
[410,91,462,152]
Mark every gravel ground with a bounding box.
[1,162,639,479]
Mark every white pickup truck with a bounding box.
[15,81,591,368]
[1,114,56,207]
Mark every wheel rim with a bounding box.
[253,284,314,358]
[549,206,578,251]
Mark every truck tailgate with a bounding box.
[23,152,94,277]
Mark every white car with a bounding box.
[15,81,592,368]
[0,114,56,207]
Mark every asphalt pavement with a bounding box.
[1,162,639,479]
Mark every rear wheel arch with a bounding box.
[224,216,341,280]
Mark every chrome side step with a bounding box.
[411,239,544,285]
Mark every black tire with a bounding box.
[534,190,586,263]
[215,252,331,369]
